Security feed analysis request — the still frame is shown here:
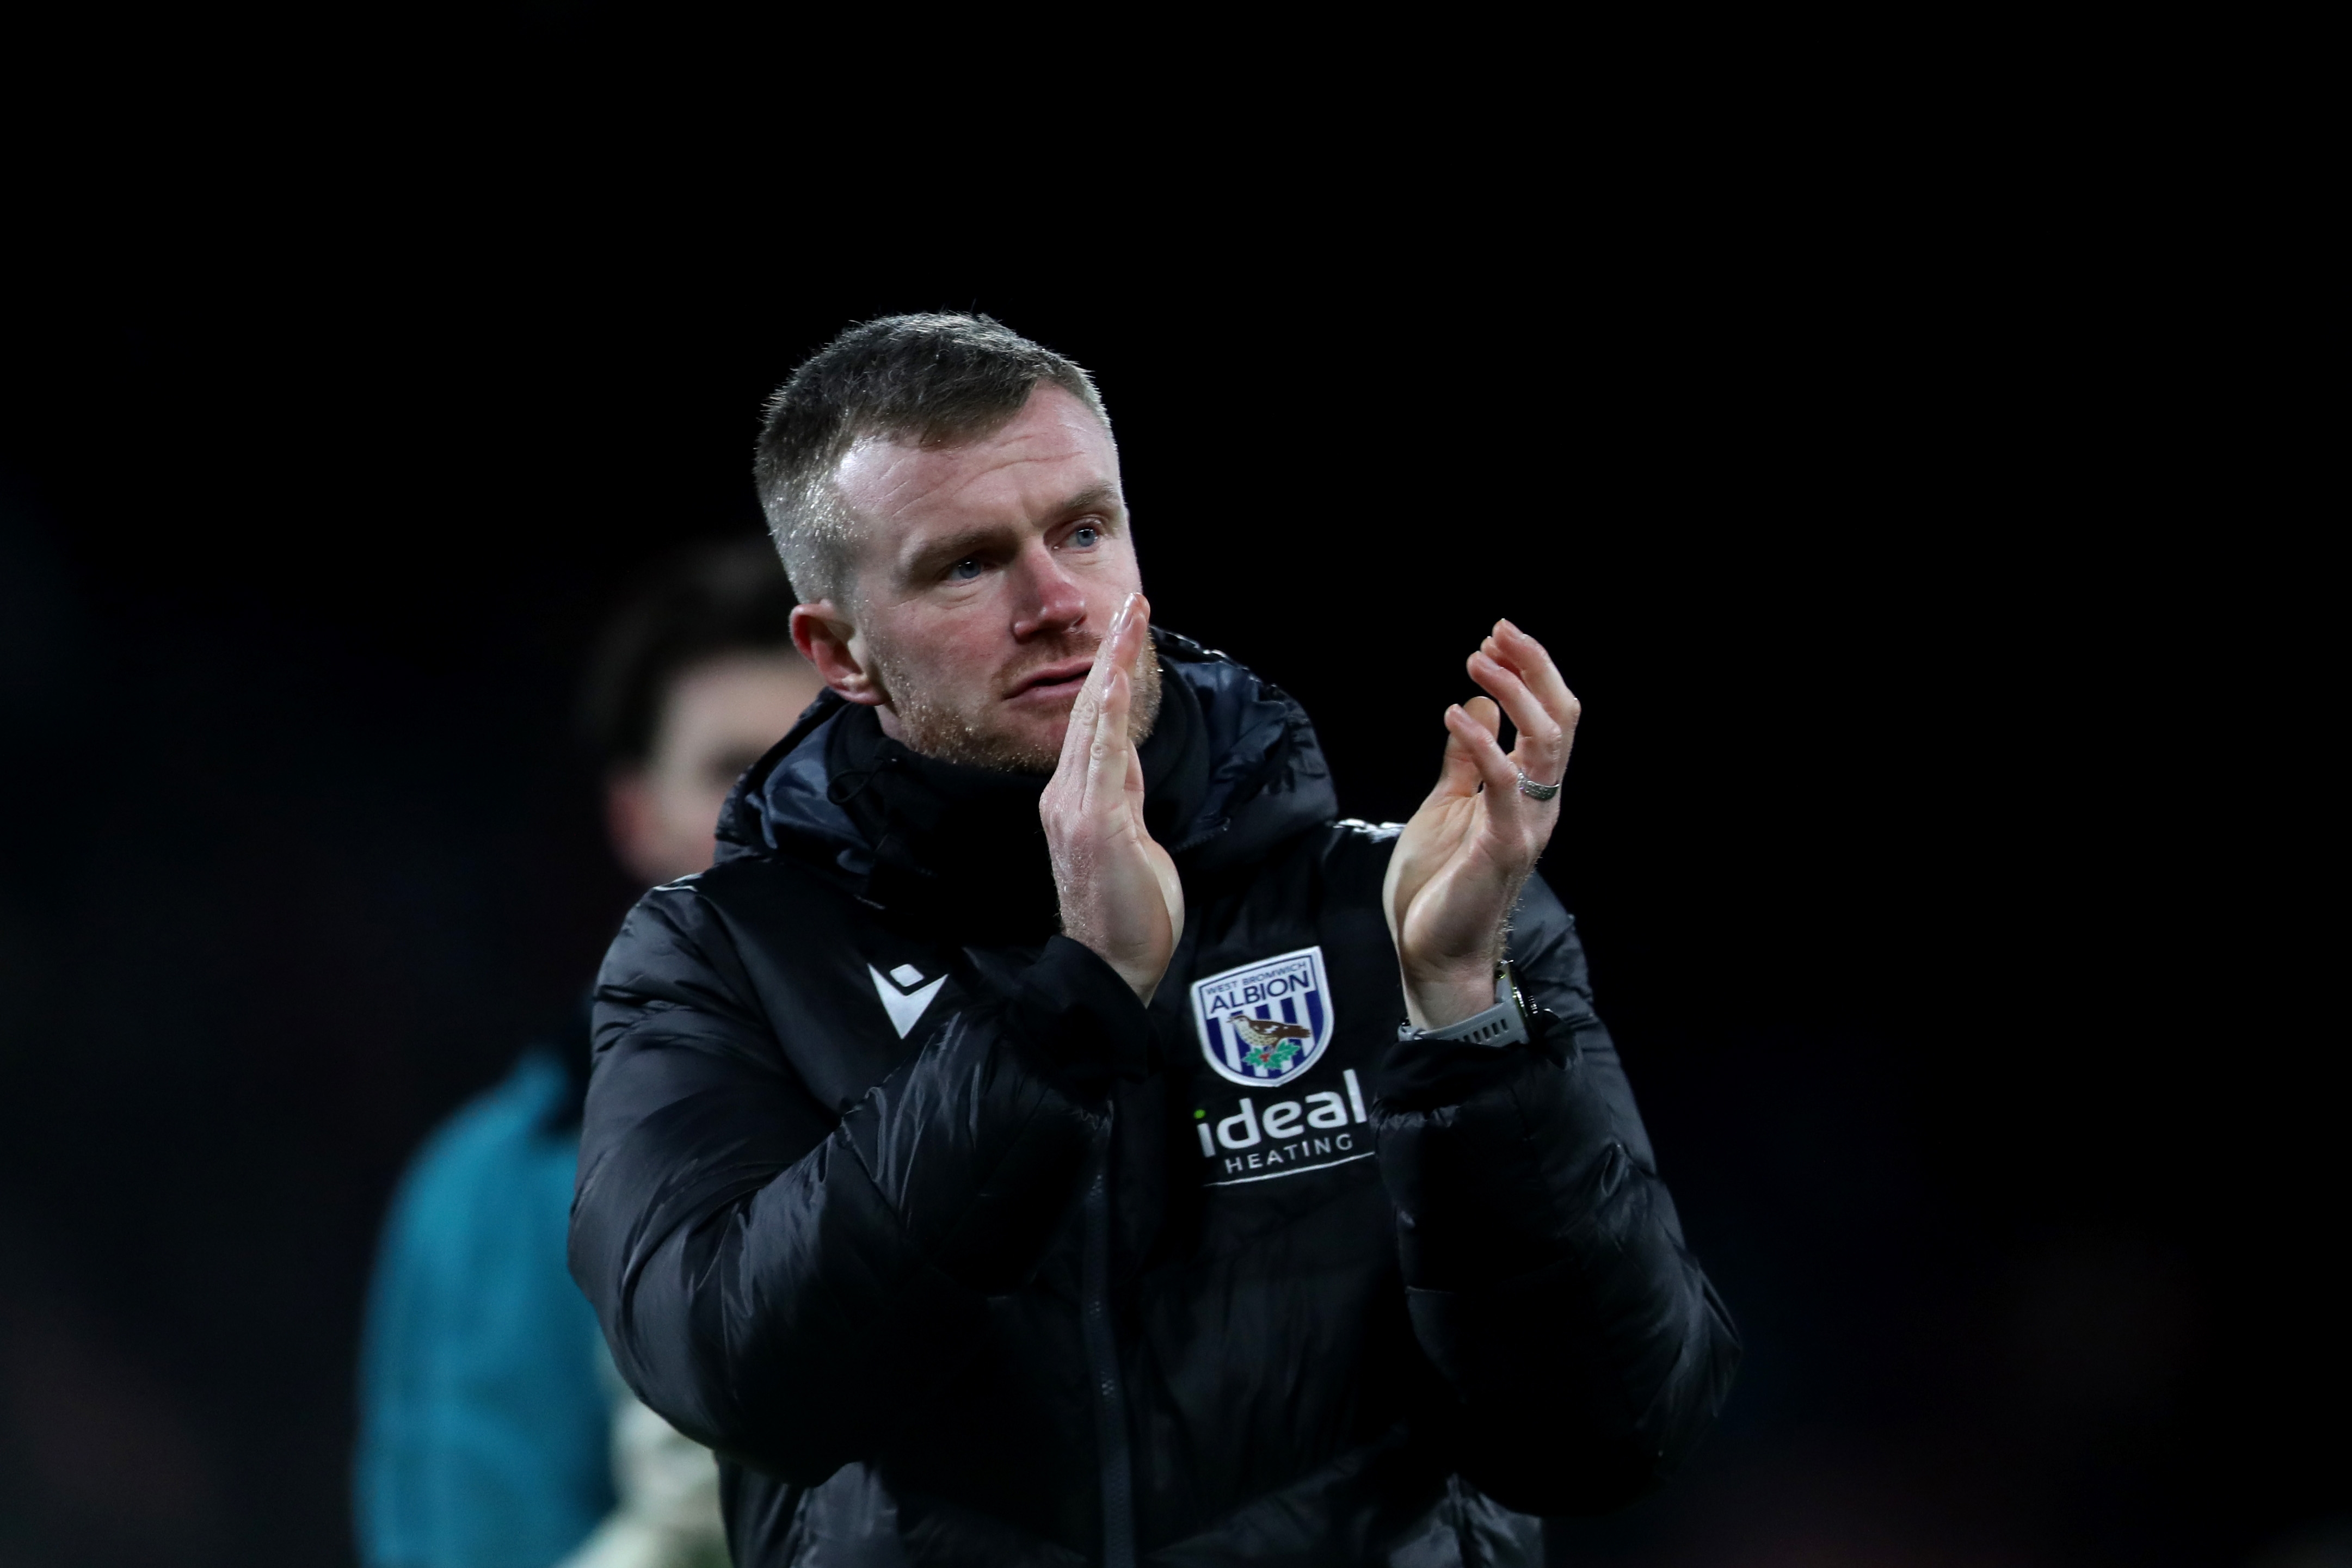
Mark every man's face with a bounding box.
[608,651,827,885]
[821,385,1155,772]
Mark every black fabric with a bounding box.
[1374,1008,1567,1114]
[819,652,1209,945]
[826,703,1058,939]
[571,631,1739,1566]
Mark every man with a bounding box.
[570,316,1739,1565]
[357,541,825,1568]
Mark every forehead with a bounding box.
[656,652,821,739]
[833,386,1120,555]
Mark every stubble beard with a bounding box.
[873,640,1163,775]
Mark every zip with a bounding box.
[1081,1115,1137,1568]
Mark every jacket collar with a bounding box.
[715,628,1336,906]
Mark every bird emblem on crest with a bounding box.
[1228,1013,1313,1075]
[1191,946,1336,1088]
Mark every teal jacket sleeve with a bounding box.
[354,1053,615,1567]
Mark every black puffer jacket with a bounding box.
[570,632,1737,1566]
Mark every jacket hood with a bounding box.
[714,628,1336,897]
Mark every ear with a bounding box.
[792,601,886,707]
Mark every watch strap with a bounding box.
[1396,963,1530,1049]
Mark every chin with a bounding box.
[999,717,1075,773]
[891,702,1064,774]
[978,699,1081,771]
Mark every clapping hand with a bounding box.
[1040,592,1185,1002]
[1383,620,1581,1029]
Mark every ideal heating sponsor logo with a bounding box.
[1193,1067,1373,1186]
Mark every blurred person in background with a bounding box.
[356,540,826,1568]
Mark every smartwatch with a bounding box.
[1396,961,1532,1048]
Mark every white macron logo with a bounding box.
[869,964,946,1039]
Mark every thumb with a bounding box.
[1427,696,1500,801]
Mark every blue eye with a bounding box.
[949,558,983,581]
[1069,525,1101,548]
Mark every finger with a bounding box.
[1123,727,1149,817]
[1445,697,1522,805]
[1426,694,1500,800]
[1084,665,1134,815]
[1466,649,1565,780]
[1099,590,1146,691]
[1055,591,1142,780]
[1097,592,1153,811]
[1427,726,1480,805]
[1463,694,1501,744]
[1122,592,1153,677]
[1429,712,1483,800]
[1086,591,1142,700]
[1489,620,1581,757]
[1081,591,1148,748]
[1056,662,1109,780]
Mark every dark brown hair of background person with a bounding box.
[578,536,802,768]
[577,538,826,888]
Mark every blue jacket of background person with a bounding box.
[355,1010,613,1568]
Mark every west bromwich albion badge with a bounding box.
[1192,946,1336,1089]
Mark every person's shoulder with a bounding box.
[380,1054,574,1242]
[417,1053,570,1162]
[638,839,852,925]
[605,865,750,963]
[598,854,865,1033]
[617,851,858,973]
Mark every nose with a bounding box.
[1008,540,1089,643]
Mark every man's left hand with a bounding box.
[1383,620,1580,1030]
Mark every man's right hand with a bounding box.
[1041,592,1184,1003]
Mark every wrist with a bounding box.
[1113,959,1165,1006]
[1074,933,1166,1004]
[1401,968,1497,1031]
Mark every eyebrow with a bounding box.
[1051,481,1122,519]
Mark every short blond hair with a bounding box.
[752,313,1110,606]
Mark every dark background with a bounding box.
[1,52,2336,1566]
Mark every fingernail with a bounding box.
[1112,593,1135,633]
[1499,618,1520,637]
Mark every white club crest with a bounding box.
[1191,946,1336,1088]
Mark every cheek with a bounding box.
[693,785,734,837]
[882,609,998,681]
[1103,541,1146,595]
[641,776,723,857]
[1066,542,1140,607]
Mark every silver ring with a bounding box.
[1515,769,1561,801]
